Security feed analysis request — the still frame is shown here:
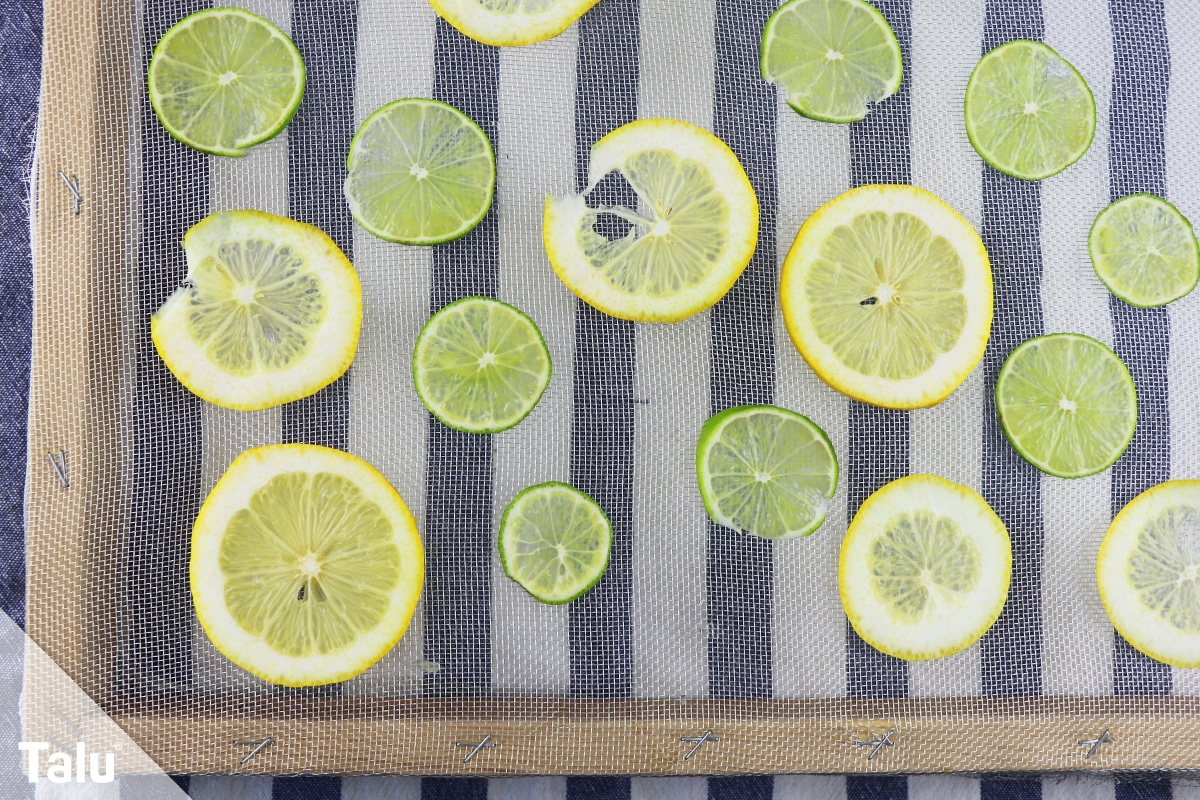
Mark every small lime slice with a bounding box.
[344,98,495,245]
[1089,193,1200,308]
[964,39,1096,181]
[1098,480,1200,668]
[498,482,612,605]
[760,0,903,124]
[995,333,1137,479]
[413,297,552,434]
[148,8,305,157]
[840,474,1011,661]
[696,405,838,540]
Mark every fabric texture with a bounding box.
[14,0,1200,795]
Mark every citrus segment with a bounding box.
[544,118,758,323]
[148,8,305,157]
[780,184,993,409]
[344,98,495,245]
[498,482,612,604]
[761,0,903,123]
[696,405,838,540]
[964,39,1095,181]
[429,0,601,46]
[191,444,424,686]
[1098,481,1200,668]
[995,333,1136,479]
[840,474,1011,661]
[1089,193,1200,308]
[152,210,362,411]
[413,297,552,434]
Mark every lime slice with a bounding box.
[780,185,993,409]
[760,0,903,124]
[152,210,362,411]
[964,39,1096,181]
[429,0,601,47]
[696,405,838,540]
[543,118,759,323]
[148,8,305,157]
[191,444,424,686]
[498,482,612,605]
[344,98,495,245]
[1089,193,1200,308]
[995,333,1137,479]
[413,297,552,434]
[840,474,1011,661]
[1098,481,1200,668]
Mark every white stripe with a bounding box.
[342,0,438,696]
[1164,0,1200,697]
[771,104,850,699]
[188,776,273,800]
[909,775,978,800]
[772,774,845,800]
[630,0,716,699]
[342,776,421,800]
[631,777,707,800]
[191,0,291,696]
[906,0,986,699]
[490,30,579,694]
[490,777,567,800]
[1174,778,1200,800]
[1039,0,1116,698]
[1043,775,1114,800]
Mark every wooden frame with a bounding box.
[25,0,1200,777]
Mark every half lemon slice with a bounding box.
[429,0,601,47]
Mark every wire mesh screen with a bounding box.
[27,0,1200,776]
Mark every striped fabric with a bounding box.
[123,0,1200,796]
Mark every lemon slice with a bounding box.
[428,0,601,47]
[152,210,362,411]
[840,474,1011,661]
[1098,481,1200,668]
[543,118,759,323]
[148,8,305,157]
[780,185,993,409]
[191,444,424,686]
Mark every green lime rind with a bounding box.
[1089,193,1200,309]
[760,0,903,124]
[498,481,613,605]
[148,8,306,158]
[996,333,1137,480]
[964,39,1096,181]
[696,404,839,540]
[413,296,552,435]
[344,98,496,245]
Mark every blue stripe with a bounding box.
[0,0,40,629]
[422,777,488,800]
[844,0,912,703]
[283,0,358,451]
[707,0,777,701]
[568,0,638,700]
[568,777,631,800]
[423,19,500,697]
[980,777,1041,800]
[273,775,341,800]
[1115,775,1172,800]
[125,0,209,698]
[1107,0,1172,698]
[847,776,907,800]
[709,776,772,800]
[978,0,1045,700]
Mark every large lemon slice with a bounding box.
[840,474,1011,661]
[191,444,424,687]
[152,210,362,411]
[544,118,759,323]
[780,185,992,409]
[1098,481,1200,668]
